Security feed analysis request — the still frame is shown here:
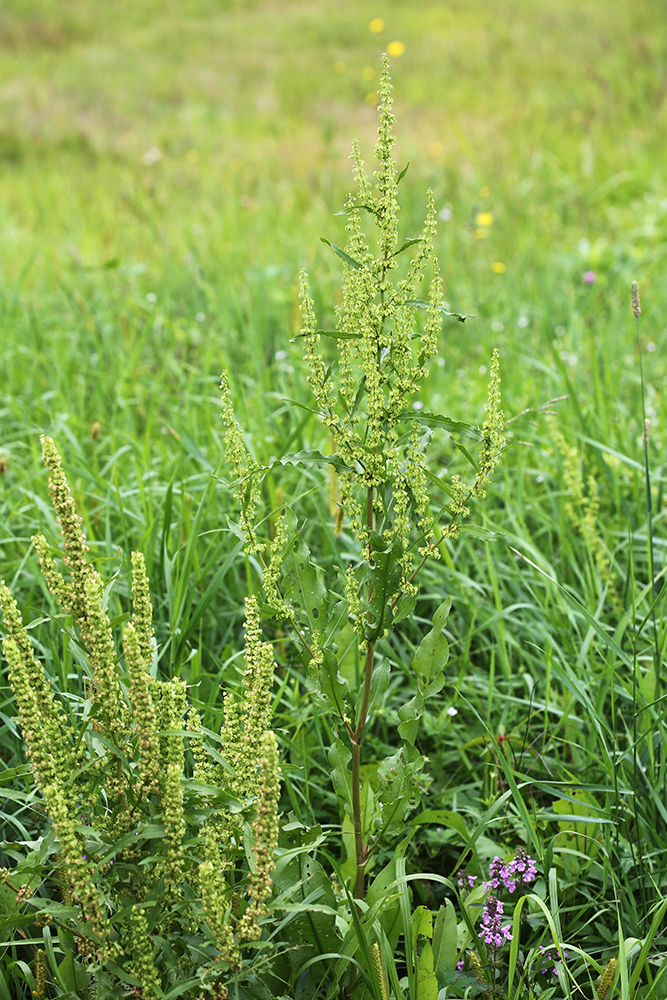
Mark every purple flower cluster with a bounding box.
[538,944,567,976]
[478,895,513,948]
[483,848,537,894]
[457,870,478,890]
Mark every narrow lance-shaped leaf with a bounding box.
[320,237,364,270]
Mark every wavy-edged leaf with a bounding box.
[399,411,482,441]
[267,449,354,474]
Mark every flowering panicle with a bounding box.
[46,782,107,957]
[125,906,162,999]
[154,678,187,893]
[548,415,614,593]
[475,348,505,491]
[478,895,513,948]
[225,596,276,799]
[263,511,295,621]
[538,943,568,977]
[236,730,280,941]
[34,438,127,741]
[220,371,264,555]
[596,957,618,999]
[124,622,160,796]
[130,551,155,666]
[187,704,215,785]
[0,584,79,795]
[373,59,399,260]
[39,435,92,620]
[199,836,241,969]
[483,849,537,893]
[4,435,282,984]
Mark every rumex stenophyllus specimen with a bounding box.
[220,53,505,933]
[0,437,280,997]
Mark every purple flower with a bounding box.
[484,850,537,893]
[483,856,510,891]
[507,848,537,887]
[457,870,478,889]
[538,944,567,976]
[478,895,513,948]
[583,270,597,284]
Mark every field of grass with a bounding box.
[2,1,667,998]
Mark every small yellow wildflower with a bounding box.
[474,211,493,227]
[362,67,376,80]
[473,228,488,239]
[334,60,346,74]
[365,92,378,106]
[491,261,506,273]
[369,18,385,33]
[428,142,443,157]
[479,185,490,197]
[386,40,405,57]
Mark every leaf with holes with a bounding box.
[413,598,451,680]
[281,509,327,633]
[365,533,402,641]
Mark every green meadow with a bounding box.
[2,1,667,997]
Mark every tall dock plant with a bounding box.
[221,58,504,909]
[0,437,281,997]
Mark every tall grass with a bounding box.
[1,2,667,997]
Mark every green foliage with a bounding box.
[215,58,506,996]
[1,19,667,1000]
[0,438,281,997]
